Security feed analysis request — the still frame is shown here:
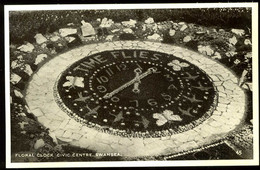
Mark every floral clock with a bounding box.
[54,49,217,138]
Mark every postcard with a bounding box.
[5,3,259,168]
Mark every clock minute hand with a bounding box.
[103,67,157,99]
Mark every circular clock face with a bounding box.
[55,49,217,137]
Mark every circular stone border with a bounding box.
[25,41,246,157]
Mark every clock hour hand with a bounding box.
[132,68,142,94]
[103,67,157,99]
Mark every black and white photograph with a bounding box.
[5,3,259,168]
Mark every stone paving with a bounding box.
[25,40,246,157]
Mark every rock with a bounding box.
[105,35,114,41]
[147,33,162,41]
[231,29,245,36]
[183,36,192,43]
[97,18,101,22]
[23,64,33,76]
[178,22,185,25]
[111,29,120,33]
[11,61,22,70]
[65,36,76,43]
[59,28,77,37]
[14,89,23,98]
[229,36,238,45]
[100,18,114,28]
[34,54,48,65]
[11,55,25,69]
[17,43,34,53]
[67,23,74,26]
[81,20,95,37]
[34,33,47,44]
[198,45,214,56]
[180,25,188,31]
[212,51,222,59]
[196,31,206,35]
[244,39,252,45]
[172,22,179,30]
[123,28,133,34]
[50,35,60,42]
[67,34,82,48]
[218,29,225,33]
[11,73,21,84]
[245,52,252,59]
[34,139,45,150]
[169,29,176,36]
[157,24,167,31]
[122,19,137,27]
[145,17,154,24]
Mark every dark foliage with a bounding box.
[9,8,251,44]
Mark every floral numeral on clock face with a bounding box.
[161,93,172,101]
[97,76,109,84]
[97,85,107,93]
[164,74,174,82]
[111,96,120,102]
[147,99,158,106]
[129,100,139,107]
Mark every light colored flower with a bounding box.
[63,76,84,88]
[183,36,192,43]
[234,59,241,65]
[168,59,189,71]
[225,51,237,57]
[245,52,252,59]
[244,39,252,45]
[153,110,182,126]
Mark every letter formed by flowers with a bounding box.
[153,110,182,126]
[62,76,84,89]
[167,60,189,71]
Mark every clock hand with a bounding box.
[132,68,142,94]
[132,82,140,94]
[103,67,157,99]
